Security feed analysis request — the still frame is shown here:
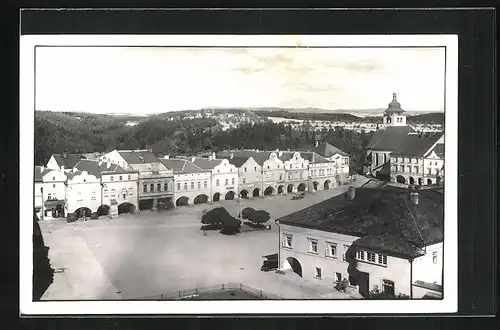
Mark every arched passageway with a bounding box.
[74,207,91,218]
[240,190,248,198]
[97,205,110,216]
[213,193,221,202]
[324,180,331,190]
[175,196,189,207]
[286,257,303,278]
[427,179,433,185]
[396,175,406,184]
[277,185,285,195]
[252,188,260,197]
[194,194,208,204]
[409,177,415,185]
[225,191,235,200]
[313,181,319,191]
[264,186,274,196]
[118,203,136,214]
[297,183,306,192]
[287,184,294,193]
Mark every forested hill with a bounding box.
[34,111,373,174]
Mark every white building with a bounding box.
[65,168,101,219]
[276,186,444,299]
[193,153,239,202]
[159,157,212,206]
[281,151,310,194]
[34,166,67,219]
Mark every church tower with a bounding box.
[383,93,406,126]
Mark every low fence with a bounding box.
[136,283,284,300]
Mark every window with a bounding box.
[190,182,194,190]
[197,181,201,189]
[184,182,188,190]
[279,174,283,181]
[47,193,52,200]
[119,175,123,181]
[216,179,220,186]
[326,242,337,258]
[143,184,147,193]
[414,166,419,174]
[128,175,131,180]
[111,176,114,181]
[231,178,235,185]
[314,267,322,279]
[378,254,388,265]
[435,162,438,166]
[244,167,247,172]
[150,184,154,192]
[121,188,127,199]
[53,176,55,181]
[308,239,318,254]
[267,165,270,170]
[164,183,168,191]
[156,183,161,192]
[399,165,404,172]
[356,250,365,260]
[110,189,116,197]
[225,178,229,186]
[282,234,292,248]
[204,181,208,188]
[230,168,233,172]
[343,245,350,261]
[428,168,432,175]
[367,252,376,263]
[177,182,181,190]
[432,251,438,264]
[335,272,342,283]
[217,169,220,173]
[91,192,96,200]
[406,165,411,173]
[382,280,395,295]
[242,178,246,184]
[103,189,109,197]
[128,188,134,195]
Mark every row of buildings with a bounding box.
[34,144,351,221]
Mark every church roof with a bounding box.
[391,133,443,157]
[313,142,349,157]
[366,126,416,151]
[385,93,405,114]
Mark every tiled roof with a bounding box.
[117,150,160,164]
[391,133,443,157]
[34,166,51,182]
[216,156,250,168]
[52,154,86,169]
[159,158,206,174]
[426,143,445,158]
[366,126,416,151]
[192,157,223,170]
[73,159,135,178]
[217,151,272,166]
[313,142,349,157]
[299,152,330,163]
[277,187,443,259]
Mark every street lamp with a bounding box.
[40,187,44,221]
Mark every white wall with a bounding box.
[174,172,212,204]
[412,242,443,286]
[237,157,263,196]
[34,182,43,208]
[42,169,67,201]
[46,155,60,170]
[279,224,359,285]
[65,171,101,214]
[211,159,239,199]
[101,172,139,209]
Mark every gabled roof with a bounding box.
[73,159,135,178]
[159,158,206,174]
[299,151,331,163]
[222,156,251,168]
[117,150,160,164]
[34,166,52,182]
[391,133,443,157]
[217,151,272,166]
[51,154,86,169]
[277,187,443,259]
[192,157,223,170]
[313,142,349,157]
[425,143,445,159]
[366,126,416,151]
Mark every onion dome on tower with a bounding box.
[383,93,407,126]
[385,92,405,114]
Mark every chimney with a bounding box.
[315,140,319,148]
[347,186,356,200]
[410,192,419,205]
[163,155,169,159]
[40,166,44,173]
[212,152,216,160]
[279,150,283,157]
[230,153,234,159]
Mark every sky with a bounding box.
[35,46,446,114]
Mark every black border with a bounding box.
[8,7,496,321]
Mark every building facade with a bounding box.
[101,149,174,210]
[193,155,239,202]
[282,152,309,194]
[34,166,67,219]
[276,186,444,299]
[65,168,101,219]
[46,153,86,172]
[160,157,212,206]
[261,152,286,196]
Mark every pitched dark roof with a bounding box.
[159,158,206,174]
[192,157,223,170]
[277,187,443,259]
[73,159,135,178]
[219,156,251,168]
[366,126,416,151]
[391,133,443,157]
[217,151,272,166]
[52,154,86,169]
[426,143,445,158]
[34,166,52,182]
[313,142,349,157]
[117,150,160,164]
[299,152,331,163]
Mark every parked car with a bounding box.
[291,194,304,200]
[260,259,278,272]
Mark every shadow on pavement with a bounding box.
[33,211,54,301]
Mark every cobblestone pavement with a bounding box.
[40,177,369,300]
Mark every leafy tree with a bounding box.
[241,207,255,219]
[247,210,271,225]
[201,207,231,225]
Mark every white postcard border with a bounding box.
[20,34,458,315]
